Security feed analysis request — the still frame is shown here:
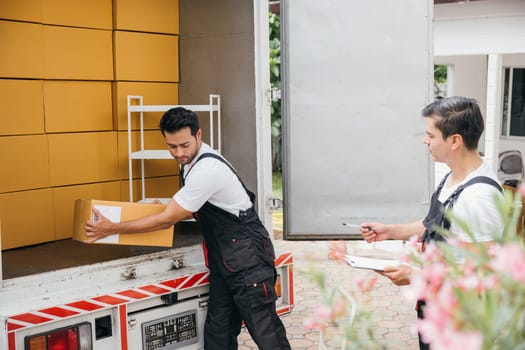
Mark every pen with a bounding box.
[341,223,374,232]
[341,223,362,230]
[342,223,376,247]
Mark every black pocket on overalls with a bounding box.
[221,237,260,272]
[244,266,277,308]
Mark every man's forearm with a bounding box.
[116,214,175,234]
[387,220,425,241]
[116,200,191,234]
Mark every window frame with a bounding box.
[501,66,525,138]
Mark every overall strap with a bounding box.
[434,172,451,197]
[182,153,255,203]
[422,174,502,247]
[444,175,502,209]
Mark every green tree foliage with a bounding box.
[269,12,282,171]
[434,64,448,97]
[434,64,447,84]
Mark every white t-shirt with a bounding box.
[173,143,252,216]
[438,161,503,243]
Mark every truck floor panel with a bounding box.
[2,222,203,279]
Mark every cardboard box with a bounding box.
[72,199,174,247]
[44,81,113,133]
[0,20,44,78]
[114,31,178,82]
[54,182,121,240]
[0,135,50,193]
[0,0,43,23]
[43,25,113,80]
[0,79,45,136]
[0,189,55,250]
[48,132,120,186]
[117,130,179,179]
[42,0,112,30]
[113,81,179,131]
[113,0,179,34]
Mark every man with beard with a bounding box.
[85,107,291,350]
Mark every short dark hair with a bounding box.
[422,96,484,150]
[159,107,200,136]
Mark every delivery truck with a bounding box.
[0,0,434,349]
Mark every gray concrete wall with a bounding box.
[179,0,258,194]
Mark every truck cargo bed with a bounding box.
[2,222,203,279]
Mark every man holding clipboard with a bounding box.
[359,97,503,349]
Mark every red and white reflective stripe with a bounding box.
[159,271,209,289]
[276,305,293,316]
[275,251,294,317]
[6,251,293,349]
[6,269,210,338]
[274,252,293,267]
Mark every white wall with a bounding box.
[433,0,525,183]
[434,55,487,115]
[430,53,491,184]
[434,0,525,56]
[434,55,487,151]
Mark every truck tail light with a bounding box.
[25,322,92,350]
[275,274,282,298]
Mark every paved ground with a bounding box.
[238,239,419,350]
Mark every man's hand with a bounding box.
[360,222,389,243]
[378,265,414,286]
[84,208,117,243]
[361,220,425,243]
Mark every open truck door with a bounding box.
[280,0,434,239]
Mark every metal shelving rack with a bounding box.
[127,94,221,202]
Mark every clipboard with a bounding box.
[345,255,400,271]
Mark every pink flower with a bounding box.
[332,300,347,318]
[356,275,378,292]
[303,316,324,331]
[421,242,441,264]
[462,261,476,276]
[419,302,481,350]
[314,304,334,322]
[423,305,448,333]
[408,271,428,300]
[418,317,442,345]
[458,274,482,292]
[409,234,420,245]
[481,274,499,290]
[407,234,422,253]
[399,254,410,263]
[432,329,483,350]
[489,242,525,283]
[435,281,458,316]
[421,262,448,294]
[458,272,499,294]
[328,240,347,264]
[519,182,525,198]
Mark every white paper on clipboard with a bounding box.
[92,205,122,243]
[345,255,400,271]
